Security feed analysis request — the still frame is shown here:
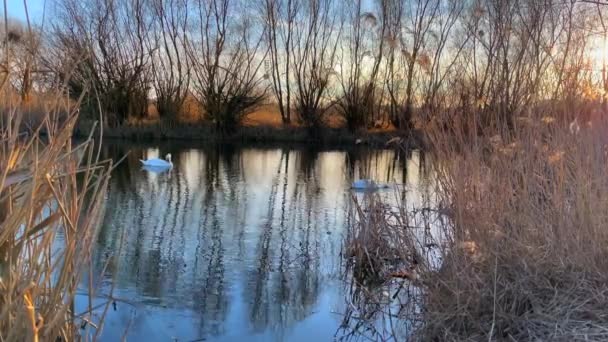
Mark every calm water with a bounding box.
[76,142,433,341]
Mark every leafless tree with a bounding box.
[53,0,152,126]
[291,0,341,129]
[383,0,464,128]
[336,0,387,131]
[453,0,588,128]
[0,19,42,102]
[145,0,191,123]
[187,0,268,133]
[261,0,296,124]
[42,0,608,134]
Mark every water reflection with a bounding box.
[81,142,431,341]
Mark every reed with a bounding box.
[414,108,608,340]
[0,4,113,339]
[346,104,608,340]
[0,101,114,341]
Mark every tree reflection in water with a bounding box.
[82,142,425,341]
[337,149,442,341]
[248,149,323,332]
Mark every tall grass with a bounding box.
[346,105,608,340]
[419,108,608,340]
[0,9,113,338]
[0,102,113,341]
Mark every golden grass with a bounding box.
[0,89,72,129]
[22,87,398,136]
[241,104,288,127]
[0,92,113,340]
[424,113,608,340]
[346,106,608,340]
[142,100,392,131]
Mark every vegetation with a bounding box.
[0,4,113,340]
[347,109,608,340]
[6,0,608,339]
[0,108,113,341]
[8,0,599,137]
[417,102,608,340]
[340,1,608,340]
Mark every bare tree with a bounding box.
[0,19,42,103]
[53,0,152,126]
[145,0,191,124]
[43,0,608,135]
[454,0,586,128]
[336,0,387,131]
[187,0,268,133]
[380,0,466,129]
[291,0,341,129]
[261,0,296,124]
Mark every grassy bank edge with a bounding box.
[74,121,425,148]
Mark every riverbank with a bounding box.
[74,121,424,148]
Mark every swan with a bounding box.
[142,164,172,174]
[351,179,390,190]
[569,117,580,135]
[140,153,173,168]
[352,179,376,189]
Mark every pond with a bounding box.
[76,141,434,341]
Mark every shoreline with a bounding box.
[75,122,424,148]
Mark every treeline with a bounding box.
[3,0,607,133]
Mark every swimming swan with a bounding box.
[351,179,389,190]
[140,153,173,168]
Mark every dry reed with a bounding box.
[345,107,608,341]
[0,104,113,341]
[0,4,114,339]
[415,110,608,341]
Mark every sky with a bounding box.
[4,0,47,24]
[3,0,377,26]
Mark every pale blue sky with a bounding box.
[4,0,47,24]
[4,0,375,26]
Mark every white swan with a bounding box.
[140,153,173,168]
[569,117,580,135]
[352,179,375,189]
[351,179,389,190]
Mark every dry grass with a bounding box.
[146,101,351,129]
[346,194,404,285]
[132,101,383,130]
[415,111,608,341]
[0,89,72,130]
[342,184,442,341]
[0,92,113,340]
[241,104,290,127]
[0,9,117,339]
[345,107,608,341]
